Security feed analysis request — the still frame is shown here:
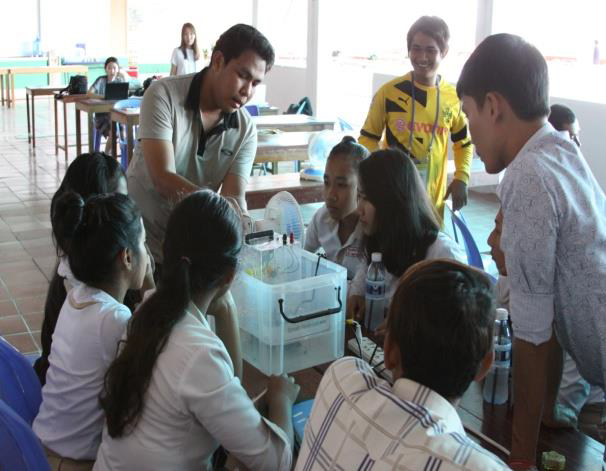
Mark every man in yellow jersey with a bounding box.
[359,16,473,215]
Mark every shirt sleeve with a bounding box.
[90,76,104,95]
[358,86,386,152]
[304,209,321,253]
[425,232,467,264]
[99,304,131,364]
[170,48,179,67]
[138,81,174,141]
[450,101,473,184]
[349,262,368,297]
[226,121,256,182]
[500,167,557,345]
[179,342,291,470]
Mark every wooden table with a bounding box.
[256,131,316,172]
[26,86,64,147]
[75,98,119,156]
[245,173,323,210]
[110,108,140,167]
[53,93,89,159]
[5,65,88,108]
[253,114,335,132]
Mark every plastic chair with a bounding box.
[113,97,143,170]
[0,337,42,425]
[245,104,260,116]
[0,399,50,471]
[446,205,484,270]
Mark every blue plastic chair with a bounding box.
[447,206,484,270]
[0,337,42,425]
[113,97,143,170]
[0,399,50,471]
[245,104,260,116]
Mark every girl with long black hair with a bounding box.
[33,192,149,469]
[347,148,465,321]
[96,190,298,471]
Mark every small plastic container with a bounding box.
[232,244,346,375]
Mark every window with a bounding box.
[256,0,307,66]
[492,0,606,102]
[0,0,38,57]
[128,0,252,64]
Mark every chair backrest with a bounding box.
[447,207,484,270]
[113,97,143,110]
[0,338,42,425]
[0,399,50,471]
[245,104,260,116]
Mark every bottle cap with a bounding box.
[371,252,382,262]
[496,308,508,321]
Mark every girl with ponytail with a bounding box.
[305,136,369,279]
[35,152,153,386]
[33,192,149,470]
[96,190,299,471]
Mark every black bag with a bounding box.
[286,96,313,116]
[55,75,88,99]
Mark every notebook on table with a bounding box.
[104,82,129,100]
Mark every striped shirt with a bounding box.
[295,357,509,471]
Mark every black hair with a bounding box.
[51,192,142,285]
[387,259,495,399]
[457,33,549,121]
[407,16,450,53]
[104,56,119,69]
[179,22,200,61]
[548,104,577,131]
[327,136,369,172]
[34,154,128,385]
[212,24,275,72]
[100,190,242,438]
[51,152,125,256]
[358,148,440,277]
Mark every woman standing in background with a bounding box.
[170,23,201,75]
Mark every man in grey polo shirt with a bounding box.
[127,24,274,263]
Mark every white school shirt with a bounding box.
[94,302,291,471]
[349,232,466,303]
[497,123,606,388]
[170,47,200,75]
[304,205,364,279]
[33,285,131,460]
[295,357,509,470]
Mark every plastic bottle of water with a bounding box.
[365,253,386,331]
[483,308,512,404]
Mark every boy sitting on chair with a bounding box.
[296,259,509,470]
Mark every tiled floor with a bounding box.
[0,95,499,355]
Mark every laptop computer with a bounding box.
[104,82,129,100]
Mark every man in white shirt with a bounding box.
[296,260,509,470]
[458,33,606,469]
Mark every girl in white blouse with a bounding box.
[170,22,201,76]
[96,190,298,471]
[347,148,465,322]
[305,136,369,280]
[33,193,150,470]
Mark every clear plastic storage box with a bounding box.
[231,241,346,375]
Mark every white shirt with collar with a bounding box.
[33,284,131,460]
[349,232,467,303]
[304,205,364,280]
[94,302,291,471]
[497,123,606,388]
[295,357,509,470]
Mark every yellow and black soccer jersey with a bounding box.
[359,72,473,214]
